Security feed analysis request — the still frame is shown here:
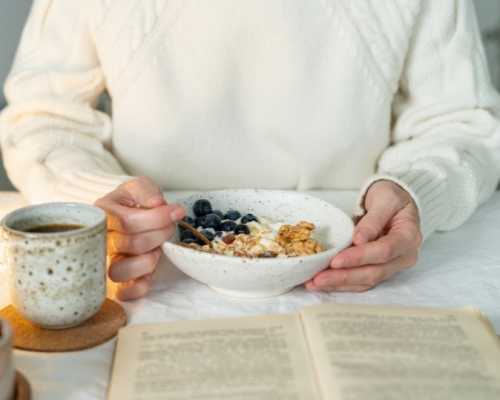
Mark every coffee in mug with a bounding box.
[0,203,107,329]
[24,224,84,234]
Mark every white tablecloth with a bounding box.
[1,191,499,400]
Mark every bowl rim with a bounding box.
[163,189,354,264]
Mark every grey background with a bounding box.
[0,1,499,191]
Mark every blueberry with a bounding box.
[212,210,224,219]
[195,216,206,228]
[241,214,258,224]
[224,210,242,221]
[203,213,221,230]
[201,230,215,241]
[193,199,213,217]
[180,230,196,241]
[220,220,237,232]
[179,216,196,234]
[181,237,198,245]
[234,224,250,235]
[215,231,224,237]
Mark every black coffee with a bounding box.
[25,224,84,233]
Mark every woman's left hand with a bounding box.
[306,180,423,292]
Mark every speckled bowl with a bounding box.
[1,203,107,329]
[162,190,354,298]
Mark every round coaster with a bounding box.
[14,371,31,400]
[0,299,127,352]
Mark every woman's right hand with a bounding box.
[95,177,186,300]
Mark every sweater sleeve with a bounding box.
[0,0,132,204]
[357,0,500,240]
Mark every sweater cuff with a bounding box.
[355,169,450,240]
[26,170,134,205]
[58,170,134,204]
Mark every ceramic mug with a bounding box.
[0,203,107,329]
[0,319,15,400]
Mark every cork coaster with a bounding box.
[13,371,31,400]
[0,299,127,352]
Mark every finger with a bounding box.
[120,176,166,208]
[331,230,412,269]
[99,201,185,234]
[306,275,371,293]
[313,265,386,289]
[306,280,361,292]
[327,285,372,292]
[109,226,175,256]
[354,201,401,246]
[305,279,316,290]
[305,280,371,293]
[354,205,397,245]
[314,255,415,291]
[108,249,162,283]
[116,274,153,301]
[308,283,372,293]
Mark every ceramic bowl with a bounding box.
[162,190,354,298]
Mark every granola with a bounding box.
[276,222,323,256]
[177,199,325,258]
[181,220,324,258]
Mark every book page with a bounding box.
[108,314,319,400]
[301,304,500,400]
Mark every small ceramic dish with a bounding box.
[162,190,354,298]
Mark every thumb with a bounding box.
[116,177,166,209]
[354,189,401,245]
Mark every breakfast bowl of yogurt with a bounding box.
[162,190,354,298]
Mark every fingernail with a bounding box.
[170,205,186,222]
[119,197,137,208]
[331,258,344,269]
[148,195,165,207]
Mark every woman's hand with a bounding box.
[306,180,422,292]
[95,177,185,300]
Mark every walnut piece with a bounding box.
[277,221,315,244]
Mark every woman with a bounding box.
[1,0,499,300]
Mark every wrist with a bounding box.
[356,170,449,241]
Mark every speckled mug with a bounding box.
[0,320,15,400]
[1,203,107,329]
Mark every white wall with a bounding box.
[0,1,499,190]
[0,1,32,106]
[0,0,32,190]
[475,0,500,87]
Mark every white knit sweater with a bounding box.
[1,0,500,239]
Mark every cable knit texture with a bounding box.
[1,0,500,240]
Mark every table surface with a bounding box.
[1,190,499,400]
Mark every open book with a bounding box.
[108,304,500,400]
